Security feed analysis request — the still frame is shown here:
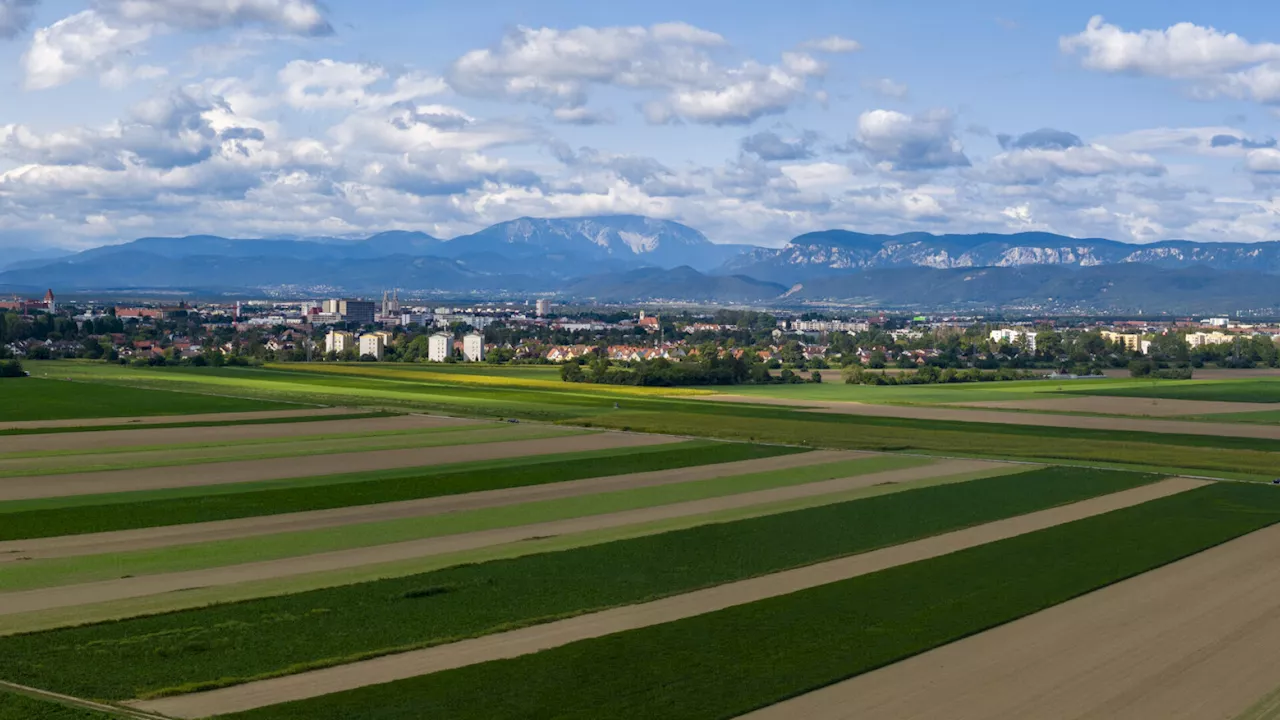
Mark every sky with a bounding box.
[5,2,1280,250]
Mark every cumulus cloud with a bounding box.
[1061,16,1280,77]
[988,143,1165,184]
[800,35,861,53]
[740,130,817,161]
[853,109,970,171]
[22,0,332,89]
[1061,16,1280,103]
[0,0,37,38]
[1244,148,1280,173]
[449,22,827,125]
[94,0,331,35]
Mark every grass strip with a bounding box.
[1062,380,1280,403]
[0,425,585,477]
[221,481,1280,720]
[0,442,706,515]
[0,421,473,460]
[0,466,1157,700]
[584,410,1280,478]
[0,456,935,590]
[0,412,398,437]
[0,378,296,422]
[0,442,799,541]
[0,465,1012,636]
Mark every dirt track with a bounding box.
[0,432,672,501]
[741,515,1280,720]
[0,451,862,561]
[0,407,350,431]
[5,414,475,453]
[0,459,1004,617]
[130,476,1205,719]
[955,396,1280,417]
[705,395,1280,439]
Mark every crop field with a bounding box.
[0,440,794,539]
[1066,378,1280,403]
[0,466,1158,700]
[6,362,1280,719]
[0,377,297,421]
[208,482,1280,720]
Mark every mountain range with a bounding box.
[8,216,1280,311]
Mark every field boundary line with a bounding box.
[0,679,169,720]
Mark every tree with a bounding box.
[0,359,24,377]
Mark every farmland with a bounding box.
[4,360,1280,719]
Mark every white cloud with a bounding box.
[863,77,908,99]
[22,10,153,89]
[988,144,1165,184]
[280,59,386,109]
[800,35,861,53]
[94,0,331,35]
[449,22,828,125]
[1245,148,1280,173]
[1061,16,1280,77]
[854,109,969,171]
[0,0,37,38]
[1062,17,1280,104]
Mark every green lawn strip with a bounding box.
[1062,379,1280,403]
[0,442,709,515]
[0,689,121,720]
[0,442,798,541]
[583,410,1280,477]
[1179,409,1280,425]
[223,481,1280,720]
[885,449,1272,483]
[0,421,483,460]
[0,425,586,478]
[0,464,1014,637]
[0,456,937,591]
[0,466,1157,700]
[0,378,297,422]
[0,412,398,438]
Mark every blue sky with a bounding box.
[4,1,1280,250]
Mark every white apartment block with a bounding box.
[325,330,354,354]
[358,333,385,360]
[428,333,452,362]
[988,328,1037,352]
[463,332,485,362]
[1187,331,1233,348]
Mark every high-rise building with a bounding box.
[535,298,552,317]
[463,332,485,362]
[428,333,452,362]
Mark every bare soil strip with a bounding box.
[955,396,1280,417]
[739,515,1280,720]
[0,432,668,502]
[0,407,350,431]
[705,395,1280,439]
[6,414,474,454]
[130,476,1205,719]
[0,459,1001,617]
[0,451,860,562]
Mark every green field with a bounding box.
[0,690,118,720]
[0,377,297,421]
[0,441,802,540]
[0,467,1157,700]
[0,424,586,477]
[0,456,938,591]
[0,411,395,437]
[0,466,1014,636]
[222,482,1280,720]
[1066,379,1280,403]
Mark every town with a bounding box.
[4,289,1279,384]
